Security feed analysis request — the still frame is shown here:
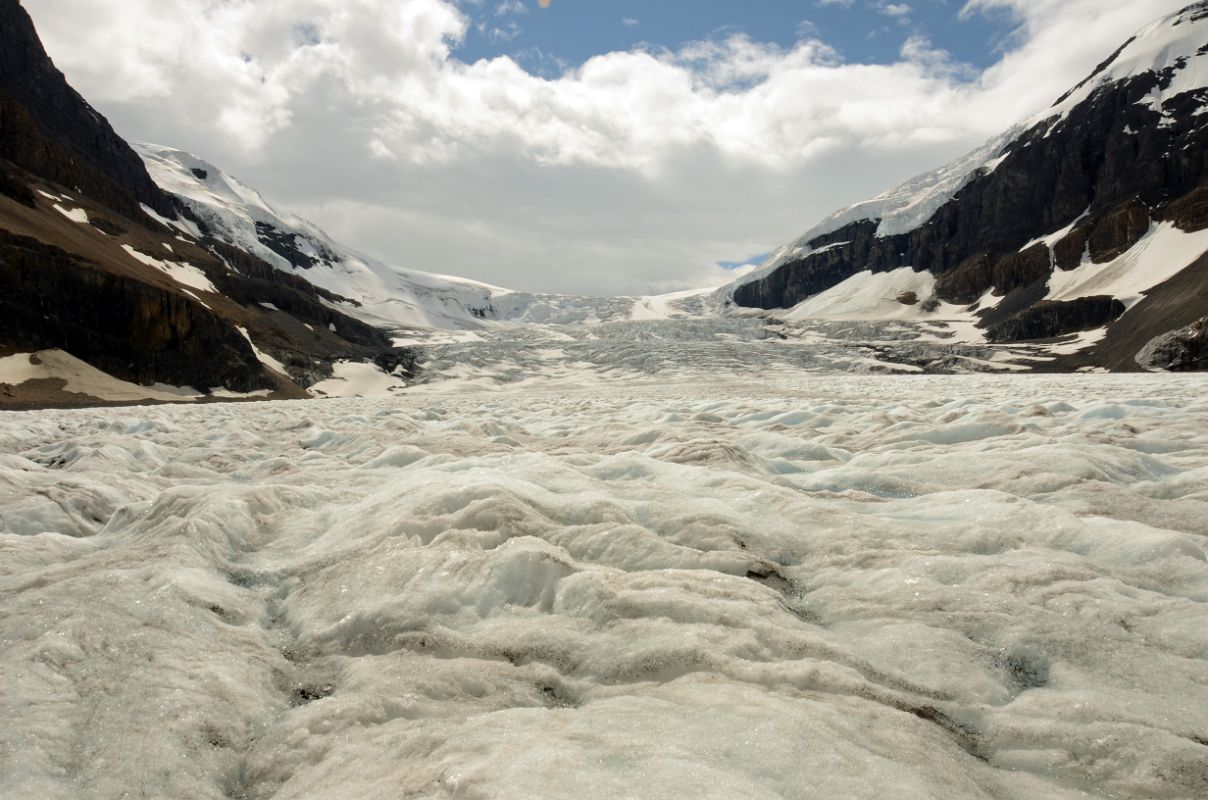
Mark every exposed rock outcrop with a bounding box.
[0,230,270,391]
[733,63,1207,310]
[254,221,340,270]
[0,0,174,219]
[986,297,1126,343]
[0,0,420,403]
[1136,316,1208,370]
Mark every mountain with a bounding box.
[133,144,702,331]
[726,1,1208,372]
[134,143,513,332]
[0,0,415,406]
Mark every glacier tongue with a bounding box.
[3,374,1208,799]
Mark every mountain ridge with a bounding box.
[727,1,1208,371]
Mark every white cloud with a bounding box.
[880,3,912,18]
[622,18,640,28]
[24,0,1192,295]
[495,0,527,17]
[796,20,820,38]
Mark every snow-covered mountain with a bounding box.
[728,1,1208,371]
[136,145,709,332]
[136,144,512,331]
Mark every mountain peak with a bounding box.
[1043,0,1208,123]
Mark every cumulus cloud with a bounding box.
[25,0,1191,295]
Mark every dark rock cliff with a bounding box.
[735,67,1208,310]
[985,297,1127,342]
[0,230,269,391]
[0,0,175,220]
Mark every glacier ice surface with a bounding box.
[2,373,1208,799]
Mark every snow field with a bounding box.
[2,375,1208,799]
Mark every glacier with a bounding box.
[3,365,1207,799]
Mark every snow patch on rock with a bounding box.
[121,244,218,295]
[1045,222,1208,307]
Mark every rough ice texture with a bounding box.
[3,373,1208,799]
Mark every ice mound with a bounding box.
[2,374,1208,799]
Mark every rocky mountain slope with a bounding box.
[0,0,413,406]
[728,2,1208,371]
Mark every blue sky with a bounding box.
[455,0,1019,76]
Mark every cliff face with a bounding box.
[0,0,174,219]
[0,230,268,391]
[731,2,1208,366]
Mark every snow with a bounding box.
[780,267,939,322]
[3,373,1208,799]
[1046,327,1110,356]
[139,202,202,239]
[1045,221,1208,307]
[51,204,88,223]
[135,143,513,331]
[310,361,408,398]
[208,387,274,399]
[1020,209,1090,254]
[120,244,219,295]
[0,350,201,402]
[972,287,1006,312]
[399,317,1050,395]
[1038,4,1208,126]
[181,289,213,310]
[731,126,1022,293]
[236,327,288,376]
[36,189,61,201]
[627,288,710,321]
[732,241,850,287]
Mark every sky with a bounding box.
[25,0,1190,296]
